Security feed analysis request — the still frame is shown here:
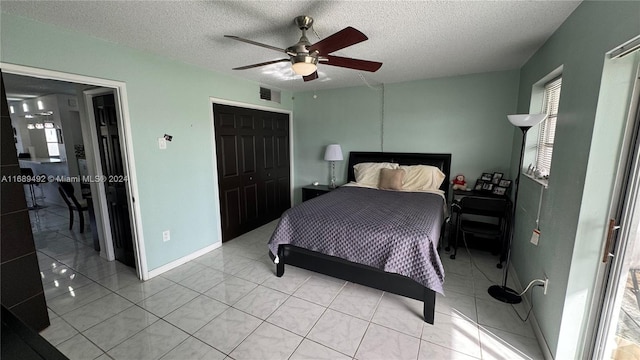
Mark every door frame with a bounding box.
[588,61,640,358]
[209,97,294,244]
[1,63,147,279]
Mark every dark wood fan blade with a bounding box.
[232,59,290,70]
[224,35,287,53]
[324,55,382,72]
[303,71,318,82]
[308,27,368,55]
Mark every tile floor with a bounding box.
[31,204,545,359]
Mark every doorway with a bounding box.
[1,63,144,277]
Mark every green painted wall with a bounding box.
[510,1,640,357]
[0,13,293,272]
[292,70,519,203]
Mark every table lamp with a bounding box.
[324,144,343,189]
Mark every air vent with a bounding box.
[260,87,271,101]
[259,87,281,103]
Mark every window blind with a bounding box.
[536,77,562,175]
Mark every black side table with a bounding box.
[301,184,334,202]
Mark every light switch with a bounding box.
[158,137,167,149]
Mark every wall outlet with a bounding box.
[162,230,170,242]
[158,137,167,150]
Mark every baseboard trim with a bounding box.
[510,266,554,360]
[145,242,221,279]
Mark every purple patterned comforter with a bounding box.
[268,186,445,293]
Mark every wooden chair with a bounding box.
[58,182,88,233]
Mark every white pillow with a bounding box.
[353,162,399,187]
[399,165,446,191]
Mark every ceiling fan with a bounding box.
[224,16,382,82]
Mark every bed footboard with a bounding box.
[275,244,436,324]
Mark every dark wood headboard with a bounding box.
[346,152,452,198]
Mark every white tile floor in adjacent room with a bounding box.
[31,204,545,359]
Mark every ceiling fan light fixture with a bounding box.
[226,15,381,82]
[291,55,317,76]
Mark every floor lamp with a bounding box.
[488,113,547,304]
[324,144,343,189]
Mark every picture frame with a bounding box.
[499,179,512,188]
[474,180,484,191]
[481,182,494,192]
[492,186,507,196]
[491,172,503,185]
[481,173,493,181]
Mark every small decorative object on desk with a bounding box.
[481,173,493,181]
[451,174,467,190]
[474,179,484,191]
[498,179,511,188]
[491,172,503,185]
[492,186,507,196]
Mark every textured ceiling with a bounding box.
[1,1,581,92]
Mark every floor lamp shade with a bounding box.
[507,114,547,128]
[488,114,546,304]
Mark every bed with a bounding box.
[268,152,451,324]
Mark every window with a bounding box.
[536,77,562,175]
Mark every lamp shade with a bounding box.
[324,144,343,161]
[507,114,547,127]
[292,62,317,76]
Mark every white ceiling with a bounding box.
[1,1,581,92]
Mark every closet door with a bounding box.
[213,104,290,242]
[258,111,290,222]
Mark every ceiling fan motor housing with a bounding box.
[288,39,318,76]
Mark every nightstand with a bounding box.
[302,185,334,202]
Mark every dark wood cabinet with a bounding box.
[302,185,333,202]
[213,103,290,242]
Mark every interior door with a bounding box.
[93,93,135,267]
[214,103,290,242]
[258,111,290,217]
